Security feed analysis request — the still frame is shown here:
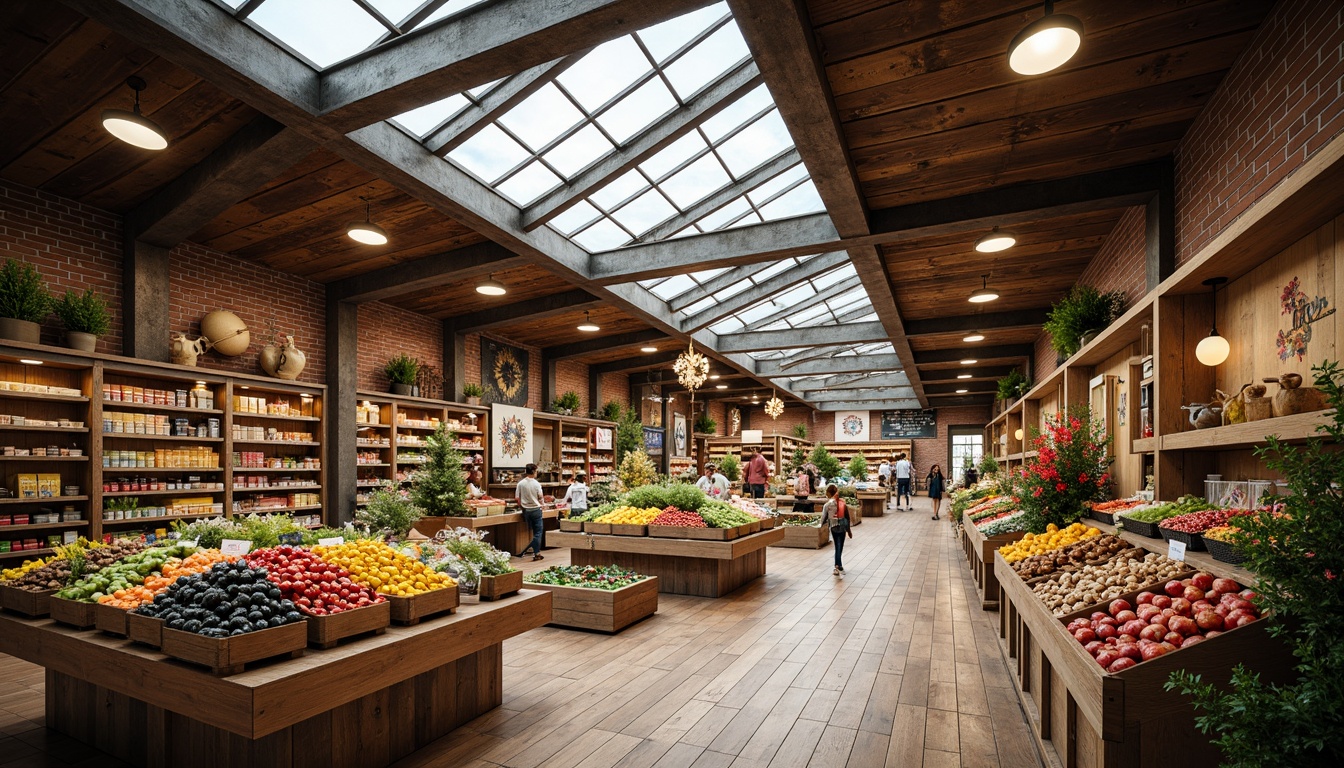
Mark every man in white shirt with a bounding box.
[878,459,891,487]
[563,473,589,517]
[894,454,913,511]
[516,463,545,561]
[696,465,713,493]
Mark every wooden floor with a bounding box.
[0,498,1041,768]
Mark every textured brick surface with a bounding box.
[555,359,589,412]
[357,301,443,393]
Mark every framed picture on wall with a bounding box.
[673,413,688,457]
[482,339,529,407]
[491,403,534,468]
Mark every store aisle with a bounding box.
[0,502,1041,768]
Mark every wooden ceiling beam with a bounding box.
[913,344,1033,366]
[543,329,670,361]
[325,241,524,303]
[919,366,1017,382]
[446,289,602,334]
[591,350,680,375]
[680,252,850,332]
[797,371,912,394]
[904,309,1051,337]
[923,381,997,395]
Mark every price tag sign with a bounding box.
[220,539,252,556]
[1167,539,1187,562]
[317,537,344,546]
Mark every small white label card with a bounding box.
[179,539,199,548]
[1167,539,1187,562]
[317,537,344,546]
[220,539,252,556]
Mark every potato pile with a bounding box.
[1011,534,1130,580]
[1032,550,1186,616]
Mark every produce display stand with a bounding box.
[772,523,830,549]
[961,521,1026,611]
[383,585,459,625]
[161,620,308,675]
[48,595,97,628]
[477,570,524,601]
[0,585,55,617]
[304,600,391,649]
[857,490,887,518]
[992,551,1291,767]
[413,508,561,556]
[125,611,163,647]
[527,576,658,632]
[94,601,131,636]
[546,528,785,598]
[0,589,551,768]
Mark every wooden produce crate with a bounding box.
[304,600,391,649]
[125,611,163,647]
[993,554,1292,768]
[0,586,54,617]
[759,516,777,529]
[962,523,1026,611]
[382,586,459,625]
[529,576,658,633]
[160,621,307,675]
[559,519,584,532]
[93,601,132,636]
[772,523,830,549]
[646,525,735,541]
[583,522,612,535]
[478,570,524,602]
[609,524,648,537]
[48,597,97,629]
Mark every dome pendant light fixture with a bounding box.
[974,227,1016,253]
[968,274,999,304]
[577,311,600,332]
[102,76,169,151]
[963,331,985,343]
[1195,277,1231,367]
[475,274,507,296]
[1008,1,1084,76]
[346,196,389,245]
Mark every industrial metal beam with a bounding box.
[913,345,1034,366]
[1146,158,1175,290]
[924,381,997,395]
[920,367,1017,382]
[591,350,680,375]
[325,242,525,303]
[756,353,903,377]
[903,309,1051,337]
[636,148,801,244]
[446,290,602,334]
[679,252,849,332]
[803,387,918,404]
[815,399,923,412]
[720,321,889,353]
[798,371,912,394]
[668,261,778,312]
[521,60,763,231]
[740,275,863,332]
[542,329,670,360]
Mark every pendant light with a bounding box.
[955,388,969,394]
[968,274,999,303]
[1195,277,1230,366]
[963,332,985,343]
[577,311,600,332]
[102,76,168,151]
[974,227,1016,253]
[961,359,978,365]
[1008,1,1084,76]
[641,346,659,353]
[346,196,389,245]
[957,373,972,379]
[475,275,507,296]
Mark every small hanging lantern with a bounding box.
[764,390,784,419]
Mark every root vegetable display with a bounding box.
[1010,534,1130,579]
[1032,550,1186,616]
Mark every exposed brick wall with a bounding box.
[0,179,123,352]
[1034,332,1058,383]
[555,359,589,412]
[1077,207,1148,309]
[168,242,325,383]
[706,400,727,435]
[597,372,630,412]
[908,405,992,478]
[1174,0,1344,265]
[357,301,442,393]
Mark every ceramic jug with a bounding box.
[171,333,209,367]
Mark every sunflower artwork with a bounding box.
[483,339,529,406]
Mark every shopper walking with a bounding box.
[894,453,913,510]
[820,484,852,576]
[792,466,813,513]
[563,473,589,519]
[516,463,545,561]
[927,464,946,520]
[746,448,769,499]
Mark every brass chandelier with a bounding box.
[674,339,709,404]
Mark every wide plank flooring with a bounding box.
[0,497,1041,768]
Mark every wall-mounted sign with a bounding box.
[643,427,664,456]
[880,410,936,439]
[593,426,613,451]
[834,411,869,442]
[1277,275,1334,362]
[673,413,688,457]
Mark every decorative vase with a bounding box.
[261,334,306,380]
[1264,373,1327,417]
[65,331,97,353]
[1243,384,1272,422]
[1079,329,1100,348]
[466,395,481,406]
[259,343,282,377]
[391,383,413,396]
[411,385,421,398]
[0,318,40,344]
[170,333,209,367]
[199,310,249,357]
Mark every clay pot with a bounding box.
[65,331,97,353]
[261,335,305,380]
[466,396,481,406]
[1263,374,1328,417]
[0,318,40,344]
[1242,384,1272,422]
[171,333,209,367]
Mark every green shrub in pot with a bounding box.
[0,259,52,344]
[53,288,110,353]
[1042,284,1125,358]
[384,353,420,395]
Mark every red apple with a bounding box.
[1171,598,1192,616]
[1117,643,1143,660]
[1183,586,1206,602]
[1075,628,1097,643]
[1191,573,1214,591]
[1165,580,1186,597]
[1170,616,1200,637]
[1148,613,1170,629]
[1211,578,1239,595]
[1181,635,1205,648]
[1136,591,1156,606]
[1192,600,1213,613]
[1067,618,1089,633]
[1204,630,1222,639]
[1096,650,1119,668]
[1136,605,1160,621]
[1226,609,1253,626]
[1085,640,1106,655]
[1140,624,1167,642]
[1140,644,1168,661]
[1215,604,1230,618]
[1229,614,1257,629]
[1118,634,1137,645]
[1109,598,1132,616]
[1122,620,1147,637]
[1098,616,1118,627]
[1151,595,1172,609]
[1091,611,1110,622]
[1108,657,1137,673]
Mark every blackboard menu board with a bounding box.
[881,409,937,439]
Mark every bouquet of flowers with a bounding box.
[1017,407,1112,533]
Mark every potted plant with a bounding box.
[848,453,869,482]
[694,412,717,435]
[996,369,1031,402]
[52,288,110,353]
[1043,284,1126,359]
[409,424,469,523]
[0,259,51,344]
[791,423,808,439]
[550,391,581,415]
[808,443,843,482]
[462,382,483,406]
[599,400,622,422]
[384,353,419,396]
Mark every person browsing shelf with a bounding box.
[746,448,769,499]
[563,473,589,518]
[516,464,545,561]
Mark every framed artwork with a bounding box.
[482,338,529,406]
[593,426,613,451]
[834,411,870,442]
[491,403,534,468]
[673,413,688,457]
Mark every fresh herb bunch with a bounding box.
[355,484,423,537]
[0,259,51,322]
[172,516,246,549]
[1042,284,1126,357]
[1015,407,1111,533]
[620,483,707,512]
[431,527,515,583]
[698,501,755,528]
[996,369,1031,401]
[1166,361,1344,768]
[304,524,381,544]
[808,443,842,481]
[234,513,309,549]
[410,424,469,516]
[384,353,420,385]
[53,288,110,336]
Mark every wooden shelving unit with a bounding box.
[823,440,912,481]
[229,380,324,520]
[353,390,487,510]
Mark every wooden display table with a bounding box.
[546,528,785,598]
[414,508,561,555]
[960,521,1025,611]
[0,591,551,768]
[528,576,658,633]
[857,490,887,518]
[772,522,830,549]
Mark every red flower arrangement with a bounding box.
[1017,406,1112,533]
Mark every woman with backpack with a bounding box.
[820,484,853,576]
[792,466,813,513]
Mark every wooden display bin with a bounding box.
[0,586,54,617]
[125,611,163,647]
[160,621,308,675]
[994,553,1293,768]
[305,600,391,649]
[48,596,96,629]
[559,519,584,532]
[477,570,524,601]
[529,576,658,633]
[93,601,130,636]
[857,490,887,518]
[584,522,612,535]
[382,586,459,625]
[648,525,735,541]
[961,521,1026,611]
[609,523,647,536]
[772,523,830,549]
[759,516,777,529]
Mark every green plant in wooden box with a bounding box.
[355,484,423,537]
[550,391,581,415]
[461,382,483,404]
[717,453,740,482]
[809,443,842,482]
[847,452,868,481]
[384,353,420,395]
[996,369,1030,401]
[409,424,468,516]
[1015,406,1111,533]
[52,288,110,353]
[0,259,51,344]
[1166,361,1344,768]
[1042,284,1125,358]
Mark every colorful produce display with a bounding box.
[998,523,1100,563]
[98,549,237,609]
[245,545,385,616]
[1032,550,1187,616]
[523,564,649,590]
[1065,573,1261,673]
[649,508,707,527]
[133,561,304,638]
[729,497,773,520]
[1087,499,1146,515]
[312,540,455,596]
[1010,534,1131,579]
[1,541,143,593]
[1158,507,1251,534]
[697,501,756,529]
[55,543,200,603]
[1119,495,1216,524]
[780,514,822,527]
[966,496,1012,521]
[594,506,662,525]
[977,511,1027,536]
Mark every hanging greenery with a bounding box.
[996,369,1031,401]
[1042,284,1126,357]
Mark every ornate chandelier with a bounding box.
[674,339,709,403]
[764,390,784,419]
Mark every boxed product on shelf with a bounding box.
[233,452,320,470]
[103,447,221,468]
[16,475,38,498]
[356,401,383,423]
[0,380,82,397]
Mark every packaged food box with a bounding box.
[17,474,39,498]
[39,474,61,498]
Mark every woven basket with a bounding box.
[1204,537,1248,565]
[1159,527,1206,551]
[1089,509,1116,525]
[1118,516,1163,539]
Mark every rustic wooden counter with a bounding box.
[546,527,786,597]
[857,490,888,518]
[414,508,561,555]
[961,520,1026,611]
[0,590,552,768]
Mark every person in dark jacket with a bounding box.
[927,464,946,520]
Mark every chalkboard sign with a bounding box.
[881,409,937,439]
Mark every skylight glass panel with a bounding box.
[845,312,880,324]
[696,197,751,230]
[774,284,816,308]
[558,37,648,111]
[610,189,676,235]
[448,124,530,182]
[690,267,729,282]
[640,133,706,180]
[649,274,697,300]
[710,317,744,334]
[415,0,491,30]
[760,181,824,220]
[752,260,795,282]
[661,154,731,208]
[786,304,829,326]
[828,286,868,307]
[466,77,504,99]
[718,111,793,176]
[571,218,630,252]
[497,84,583,151]
[543,124,614,178]
[550,200,603,236]
[758,320,790,332]
[249,0,386,69]
[663,22,750,99]
[681,296,717,316]
[699,86,774,143]
[495,161,562,206]
[219,0,248,9]
[392,93,470,138]
[366,0,421,24]
[736,302,777,325]
[713,280,751,301]
[595,78,678,144]
[728,211,763,229]
[639,277,668,290]
[589,170,647,210]
[746,162,808,201]
[637,3,728,62]
[813,264,857,289]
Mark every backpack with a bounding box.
[831,499,850,533]
[795,472,810,496]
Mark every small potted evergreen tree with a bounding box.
[462,382,483,405]
[0,259,51,344]
[410,424,469,534]
[53,288,110,353]
[384,353,419,396]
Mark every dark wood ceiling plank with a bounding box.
[326,241,525,303]
[0,2,85,93]
[814,0,1026,65]
[195,159,377,247]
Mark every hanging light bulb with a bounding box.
[346,196,389,245]
[475,275,507,296]
[1195,277,1230,366]
[102,76,168,150]
[968,274,999,303]
[577,311,600,332]
[974,227,1016,253]
[1008,1,1084,76]
[963,332,985,343]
